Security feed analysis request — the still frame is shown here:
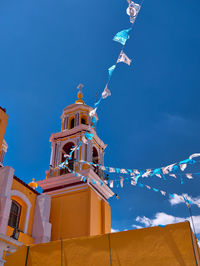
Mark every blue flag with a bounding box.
[91,116,97,127]
[85,132,94,140]
[108,65,116,78]
[113,28,132,45]
[94,98,101,108]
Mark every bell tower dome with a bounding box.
[37,85,113,241]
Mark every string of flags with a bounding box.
[127,0,141,24]
[73,154,198,183]
[59,0,143,169]
[109,176,200,208]
[58,161,200,209]
[56,1,200,213]
[58,153,200,209]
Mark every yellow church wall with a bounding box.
[0,108,8,148]
[6,178,37,245]
[89,189,102,235]
[50,185,111,241]
[50,187,90,241]
[101,200,111,234]
[6,226,34,245]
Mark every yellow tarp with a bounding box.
[5,222,200,266]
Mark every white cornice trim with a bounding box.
[0,233,23,247]
[44,184,88,196]
[38,168,114,199]
[50,125,106,149]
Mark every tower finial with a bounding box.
[75,84,85,104]
[28,178,38,190]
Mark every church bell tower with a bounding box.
[37,85,114,241]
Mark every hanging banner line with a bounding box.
[111,177,200,209]
[58,163,200,209]
[59,0,144,169]
[72,155,199,182]
[94,0,144,109]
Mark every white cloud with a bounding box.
[132,224,143,229]
[136,212,200,234]
[136,216,152,227]
[111,228,118,233]
[169,193,200,207]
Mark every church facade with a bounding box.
[0,89,113,265]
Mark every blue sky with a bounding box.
[1,0,200,237]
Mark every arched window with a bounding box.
[60,142,75,175]
[69,118,75,129]
[8,200,21,229]
[81,118,86,125]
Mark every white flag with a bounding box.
[100,166,106,171]
[155,174,162,178]
[131,180,136,186]
[142,169,151,178]
[109,167,116,173]
[160,190,166,196]
[110,180,114,188]
[162,167,169,175]
[168,163,175,172]
[82,135,88,144]
[180,163,187,171]
[120,177,124,188]
[126,1,141,24]
[89,107,97,117]
[102,85,111,99]
[117,51,132,66]
[189,153,200,160]
[186,173,193,179]
[120,168,127,174]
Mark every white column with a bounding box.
[32,194,52,244]
[81,139,85,161]
[56,143,61,167]
[87,140,92,162]
[66,116,69,129]
[0,248,5,266]
[99,150,104,166]
[50,143,55,167]
[0,167,14,234]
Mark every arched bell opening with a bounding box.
[60,142,75,175]
[81,115,88,125]
[92,147,99,176]
[69,117,75,129]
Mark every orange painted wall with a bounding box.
[90,189,102,235]
[102,200,111,234]
[0,108,8,148]
[6,178,37,245]
[50,185,111,241]
[6,226,34,245]
[50,186,90,241]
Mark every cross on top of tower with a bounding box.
[77,83,84,91]
[75,83,85,104]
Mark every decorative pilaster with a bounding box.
[87,140,92,162]
[32,194,52,244]
[0,167,14,234]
